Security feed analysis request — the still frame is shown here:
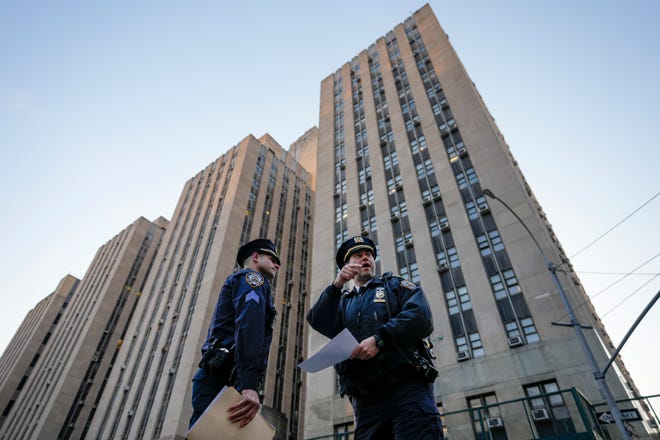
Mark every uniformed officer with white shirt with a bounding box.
[307,235,443,439]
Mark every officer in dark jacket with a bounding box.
[190,239,280,428]
[307,235,443,439]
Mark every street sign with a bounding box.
[596,408,642,425]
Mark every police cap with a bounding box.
[336,235,377,268]
[237,238,280,265]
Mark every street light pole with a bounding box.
[482,189,632,440]
[601,290,659,377]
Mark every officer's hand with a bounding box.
[333,263,361,287]
[228,388,260,428]
[350,336,380,361]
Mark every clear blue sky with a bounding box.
[1,0,658,408]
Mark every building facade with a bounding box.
[86,133,314,440]
[0,275,79,427]
[3,5,657,439]
[305,4,654,439]
[0,216,168,439]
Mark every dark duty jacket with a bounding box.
[202,268,276,392]
[307,274,434,396]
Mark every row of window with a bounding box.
[328,24,542,358]
[385,34,484,356]
[406,22,541,346]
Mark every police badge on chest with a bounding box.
[374,288,386,303]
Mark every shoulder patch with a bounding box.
[400,279,417,290]
[245,271,265,288]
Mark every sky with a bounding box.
[1,0,658,413]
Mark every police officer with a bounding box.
[307,235,443,439]
[190,239,280,428]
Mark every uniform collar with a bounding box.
[350,277,384,295]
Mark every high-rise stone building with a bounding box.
[87,133,315,440]
[0,275,79,426]
[0,216,168,440]
[305,4,653,439]
[2,5,656,439]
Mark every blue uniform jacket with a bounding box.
[307,275,433,392]
[202,268,276,392]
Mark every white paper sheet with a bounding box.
[298,328,359,372]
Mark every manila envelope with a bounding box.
[186,386,275,440]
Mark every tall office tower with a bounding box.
[0,216,168,440]
[306,4,652,439]
[88,133,314,440]
[0,275,79,426]
[289,127,320,191]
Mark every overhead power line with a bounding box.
[590,253,660,299]
[554,252,660,323]
[601,283,660,319]
[576,271,659,276]
[570,191,659,259]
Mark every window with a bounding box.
[400,262,419,284]
[489,230,504,252]
[399,201,408,218]
[410,138,421,154]
[505,321,520,337]
[361,216,377,233]
[335,203,348,223]
[469,332,484,357]
[355,128,367,143]
[383,151,399,170]
[415,159,434,180]
[387,175,403,192]
[521,317,540,343]
[335,126,344,142]
[358,166,371,184]
[503,270,521,294]
[457,286,472,311]
[467,393,507,440]
[448,247,460,268]
[430,221,440,237]
[334,179,347,195]
[466,167,478,185]
[477,230,504,255]
[359,189,374,206]
[524,380,576,437]
[335,229,348,248]
[446,290,459,315]
[466,200,480,220]
[456,171,468,189]
[491,274,506,300]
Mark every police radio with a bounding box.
[413,338,438,383]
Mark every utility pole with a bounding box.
[483,189,632,440]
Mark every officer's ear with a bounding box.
[242,252,259,268]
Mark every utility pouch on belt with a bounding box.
[413,338,439,383]
[199,340,232,376]
[379,274,439,384]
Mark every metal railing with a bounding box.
[304,389,660,440]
